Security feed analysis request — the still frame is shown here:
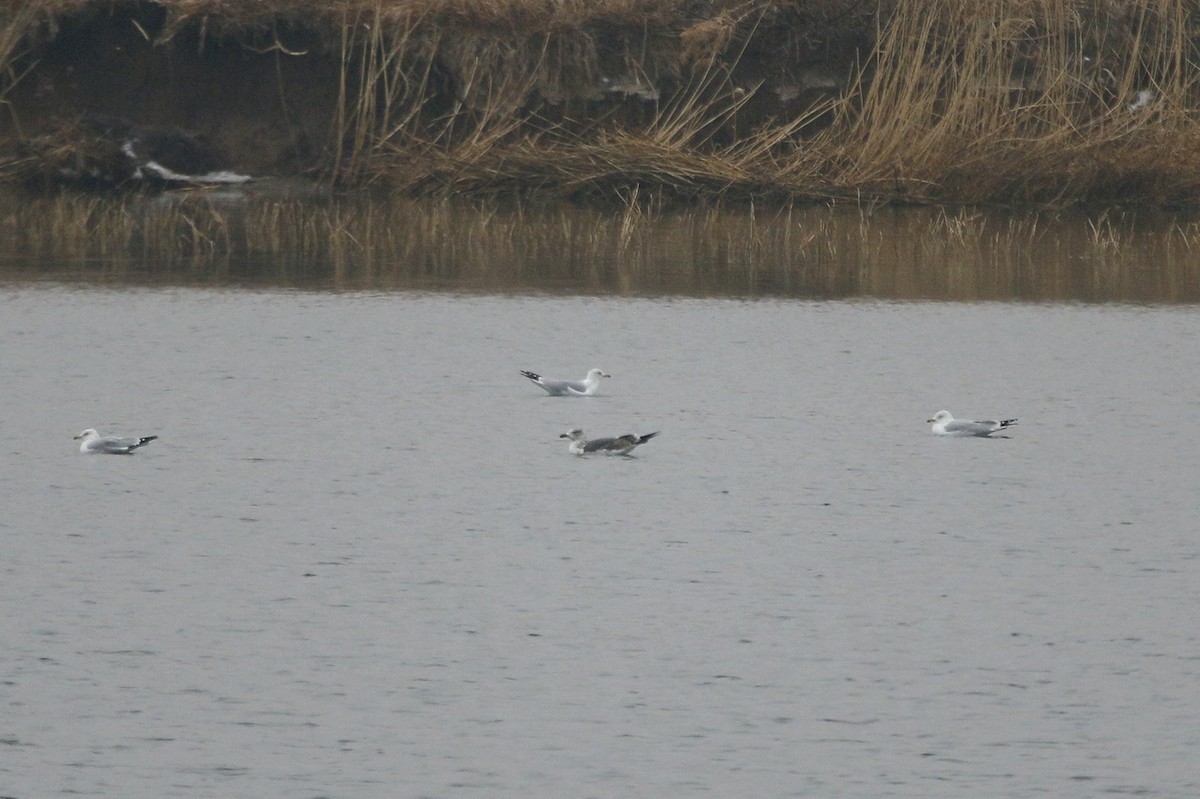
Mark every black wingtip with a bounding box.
[1000,419,1018,427]
[138,436,158,446]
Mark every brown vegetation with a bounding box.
[4,0,1200,206]
[5,188,1200,301]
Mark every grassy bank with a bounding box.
[4,0,1200,206]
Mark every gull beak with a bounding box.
[601,372,611,378]
[926,418,936,423]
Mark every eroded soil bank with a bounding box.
[3,1,1200,206]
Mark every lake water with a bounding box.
[1,196,1199,798]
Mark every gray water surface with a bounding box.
[2,286,1198,798]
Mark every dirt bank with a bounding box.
[3,1,1200,206]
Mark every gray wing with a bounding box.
[95,435,156,453]
[92,436,138,453]
[582,436,627,452]
[553,380,590,395]
[946,419,1000,435]
[521,371,581,396]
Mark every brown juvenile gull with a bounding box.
[560,428,659,456]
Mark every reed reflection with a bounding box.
[1,188,1198,303]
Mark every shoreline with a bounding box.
[3,1,1200,207]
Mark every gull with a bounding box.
[74,428,158,454]
[1128,89,1155,112]
[560,428,659,456]
[521,368,610,396]
[927,410,1017,437]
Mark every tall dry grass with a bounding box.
[5,0,1200,204]
[0,1,48,139]
[334,0,1200,205]
[809,0,1200,204]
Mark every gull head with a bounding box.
[559,428,586,441]
[927,410,953,424]
[74,428,99,441]
[587,369,611,381]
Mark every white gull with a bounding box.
[927,410,1017,437]
[521,368,610,396]
[75,428,158,454]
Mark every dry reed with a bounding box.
[5,1,1200,205]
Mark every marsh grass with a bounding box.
[384,0,1200,205]
[807,0,1200,204]
[8,0,1200,204]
